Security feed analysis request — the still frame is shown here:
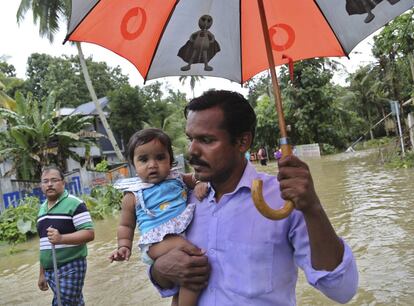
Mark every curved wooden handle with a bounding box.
[252,179,294,220]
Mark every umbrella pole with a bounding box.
[257,0,292,157]
[251,0,294,220]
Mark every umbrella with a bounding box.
[65,0,413,220]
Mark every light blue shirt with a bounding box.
[153,162,358,305]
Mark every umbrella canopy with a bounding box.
[65,0,413,220]
[66,0,413,84]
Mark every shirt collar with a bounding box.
[43,189,69,208]
[207,161,259,200]
[237,161,259,191]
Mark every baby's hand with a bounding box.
[109,246,131,262]
[194,182,209,201]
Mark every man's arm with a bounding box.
[278,155,343,270]
[278,155,358,303]
[46,227,94,245]
[38,265,48,291]
[150,245,210,292]
[46,200,95,245]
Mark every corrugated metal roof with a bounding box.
[58,107,75,116]
[71,97,109,115]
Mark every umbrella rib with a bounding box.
[143,0,181,83]
[63,0,102,44]
[311,0,349,58]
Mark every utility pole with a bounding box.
[390,100,405,157]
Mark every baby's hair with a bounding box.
[126,128,175,167]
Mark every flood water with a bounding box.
[1,149,413,305]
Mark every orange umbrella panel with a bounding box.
[66,0,414,84]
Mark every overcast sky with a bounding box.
[0,1,376,97]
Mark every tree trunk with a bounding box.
[408,52,414,86]
[76,42,124,162]
[367,106,374,140]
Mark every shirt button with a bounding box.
[212,212,217,217]
[209,249,215,255]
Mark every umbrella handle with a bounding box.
[252,143,294,220]
[252,180,294,220]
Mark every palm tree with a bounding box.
[179,75,205,98]
[0,79,16,110]
[346,65,388,140]
[16,0,124,161]
[0,91,99,179]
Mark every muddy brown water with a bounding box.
[1,149,413,305]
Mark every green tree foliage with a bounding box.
[17,0,126,161]
[179,75,205,98]
[372,9,414,98]
[0,92,99,179]
[0,61,16,77]
[108,84,147,147]
[254,94,279,150]
[245,72,273,108]
[17,0,71,43]
[343,65,390,139]
[82,185,122,220]
[162,89,189,155]
[280,59,348,147]
[24,53,129,107]
[247,59,360,150]
[142,83,189,155]
[109,82,189,155]
[0,61,25,109]
[0,197,39,245]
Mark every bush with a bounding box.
[82,184,123,220]
[0,197,40,245]
[320,143,336,155]
[355,137,394,150]
[95,159,109,172]
[386,151,414,169]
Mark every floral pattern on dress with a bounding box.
[138,203,196,249]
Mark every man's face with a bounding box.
[41,169,65,201]
[186,106,242,185]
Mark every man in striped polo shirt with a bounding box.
[37,165,94,305]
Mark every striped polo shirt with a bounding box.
[37,190,94,269]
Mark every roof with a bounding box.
[58,107,75,116]
[71,97,109,115]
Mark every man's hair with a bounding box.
[126,128,175,167]
[41,165,65,180]
[184,90,256,143]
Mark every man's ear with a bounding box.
[237,132,252,152]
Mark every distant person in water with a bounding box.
[37,165,94,305]
[245,150,251,161]
[257,146,268,166]
[274,147,282,160]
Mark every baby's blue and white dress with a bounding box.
[123,170,195,264]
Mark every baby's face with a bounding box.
[133,139,171,184]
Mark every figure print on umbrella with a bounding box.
[178,14,221,72]
[346,0,400,23]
